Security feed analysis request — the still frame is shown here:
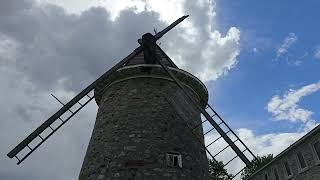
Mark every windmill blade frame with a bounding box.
[7,46,142,164]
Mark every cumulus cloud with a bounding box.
[162,0,240,82]
[1,2,170,92]
[275,33,297,59]
[266,82,320,129]
[44,0,241,82]
[237,128,305,156]
[238,83,319,164]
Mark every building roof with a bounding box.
[248,124,320,179]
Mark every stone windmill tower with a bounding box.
[7,16,256,180]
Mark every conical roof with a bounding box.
[93,44,208,106]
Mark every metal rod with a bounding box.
[204,128,215,136]
[51,93,65,105]
[51,93,74,114]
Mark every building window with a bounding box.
[166,152,182,168]
[297,151,307,169]
[264,173,269,180]
[273,168,280,180]
[283,160,292,177]
[312,141,320,161]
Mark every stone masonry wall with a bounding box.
[79,77,210,180]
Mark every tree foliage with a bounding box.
[241,154,273,180]
[208,159,232,180]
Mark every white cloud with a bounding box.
[38,0,147,20]
[204,126,307,179]
[275,33,297,60]
[228,83,319,174]
[0,34,19,66]
[266,82,320,128]
[41,0,241,82]
[40,0,185,23]
[161,0,240,82]
[237,128,304,157]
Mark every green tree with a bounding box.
[241,154,273,180]
[208,159,232,180]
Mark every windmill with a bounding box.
[7,15,256,179]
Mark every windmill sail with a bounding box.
[7,46,142,164]
[7,15,189,165]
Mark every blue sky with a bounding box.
[208,0,320,135]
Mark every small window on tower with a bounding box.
[166,152,182,168]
